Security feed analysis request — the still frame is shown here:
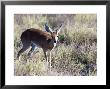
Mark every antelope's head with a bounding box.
[45,23,62,47]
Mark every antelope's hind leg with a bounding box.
[28,43,38,57]
[17,41,31,60]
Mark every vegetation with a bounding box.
[14,14,97,76]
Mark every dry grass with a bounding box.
[14,14,97,76]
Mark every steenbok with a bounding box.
[17,23,62,71]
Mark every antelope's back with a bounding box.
[21,28,52,45]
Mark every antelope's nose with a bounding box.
[54,41,56,43]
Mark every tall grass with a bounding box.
[14,14,97,76]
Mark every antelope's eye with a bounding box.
[57,36,59,37]
[54,41,56,43]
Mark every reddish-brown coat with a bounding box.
[21,28,55,51]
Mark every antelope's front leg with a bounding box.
[49,51,52,71]
[43,50,48,67]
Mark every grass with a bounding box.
[14,14,97,76]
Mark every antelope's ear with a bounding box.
[56,24,62,34]
[56,29,60,35]
[48,27,53,33]
[45,23,53,33]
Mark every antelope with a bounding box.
[17,23,62,71]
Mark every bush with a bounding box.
[14,14,97,76]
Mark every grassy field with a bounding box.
[14,14,97,76]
